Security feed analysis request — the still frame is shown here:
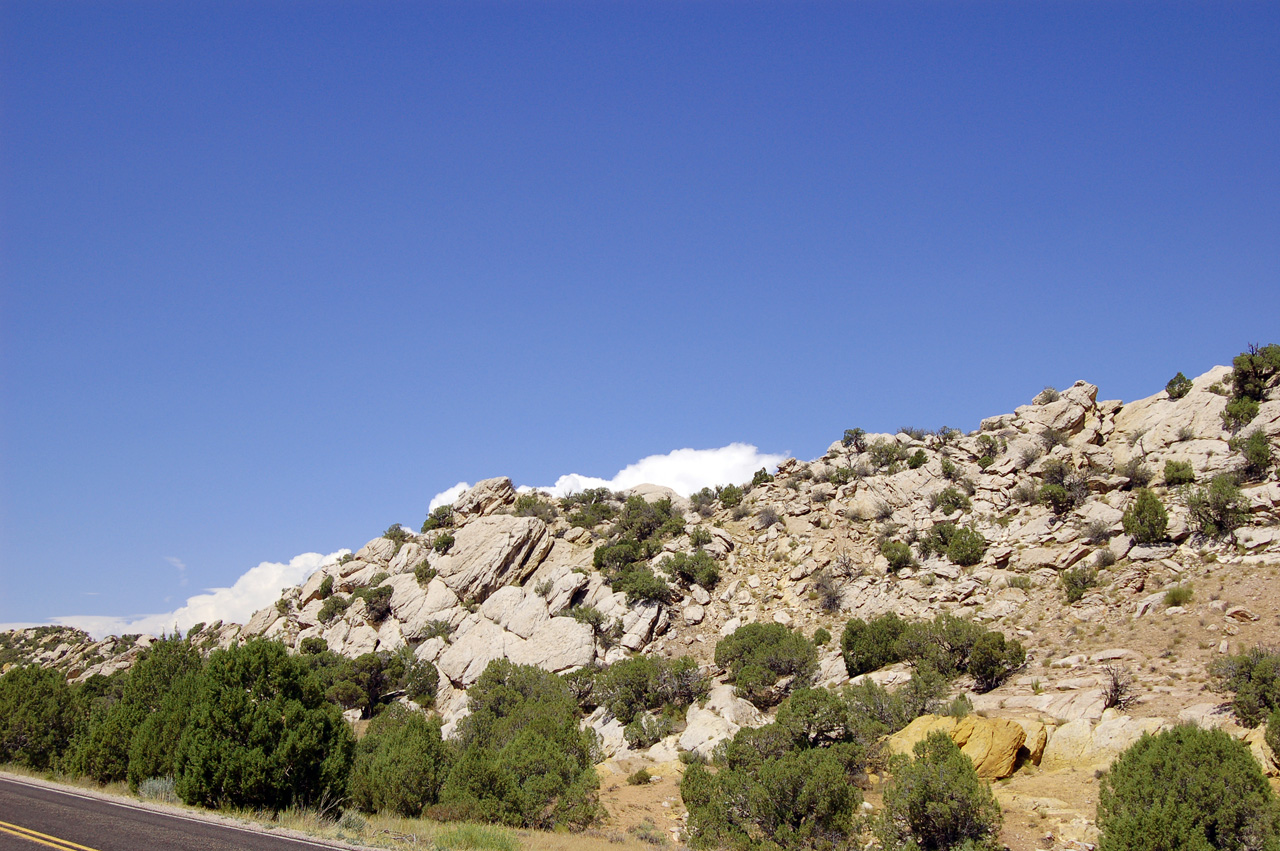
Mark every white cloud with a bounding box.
[39,444,785,643]
[165,556,188,587]
[541,443,788,498]
[429,481,471,511]
[53,551,345,640]
[427,443,787,508]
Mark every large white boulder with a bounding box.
[438,618,510,687]
[507,617,596,673]
[679,705,740,758]
[453,477,518,516]
[433,515,552,603]
[388,575,463,639]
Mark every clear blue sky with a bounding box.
[2,1,1277,628]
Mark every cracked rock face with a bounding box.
[433,515,552,603]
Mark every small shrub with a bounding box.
[907,449,928,469]
[828,466,856,485]
[894,614,993,680]
[842,612,906,677]
[1231,343,1280,401]
[1041,427,1069,449]
[420,505,455,533]
[868,438,908,470]
[433,532,456,554]
[718,484,744,508]
[843,666,948,734]
[813,627,831,647]
[750,467,775,487]
[940,457,958,479]
[975,434,1001,468]
[842,428,867,451]
[1097,725,1280,851]
[614,495,685,542]
[138,776,178,804]
[900,426,928,440]
[945,526,987,566]
[1061,566,1097,603]
[968,631,1026,692]
[627,768,652,786]
[434,825,519,851]
[1121,489,1168,544]
[567,499,618,528]
[689,487,717,517]
[1222,396,1261,432]
[1165,371,1193,399]
[1039,483,1074,515]
[1084,518,1111,544]
[1178,424,1197,442]
[811,569,841,613]
[946,694,974,719]
[564,604,605,632]
[1163,584,1193,607]
[688,525,713,547]
[1095,547,1117,568]
[611,567,671,604]
[916,522,954,560]
[354,584,393,622]
[1036,386,1061,404]
[876,731,1002,851]
[664,550,720,589]
[513,492,557,522]
[930,486,971,515]
[1187,474,1248,537]
[756,506,781,528]
[405,659,440,708]
[715,623,818,708]
[319,595,351,624]
[1232,428,1274,480]
[595,655,706,725]
[1210,646,1280,727]
[422,619,454,641]
[318,575,334,599]
[1012,480,1039,504]
[1101,665,1136,710]
[1163,459,1195,486]
[1004,575,1032,590]
[1120,458,1153,490]
[1266,708,1280,762]
[881,539,914,571]
[624,712,675,749]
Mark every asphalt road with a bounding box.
[0,775,360,851]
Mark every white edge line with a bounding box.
[0,773,370,850]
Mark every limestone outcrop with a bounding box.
[10,359,1279,817]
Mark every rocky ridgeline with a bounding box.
[8,365,1280,798]
[0,627,153,680]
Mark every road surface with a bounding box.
[0,774,363,851]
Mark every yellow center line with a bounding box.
[0,819,101,851]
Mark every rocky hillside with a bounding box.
[7,358,1280,849]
